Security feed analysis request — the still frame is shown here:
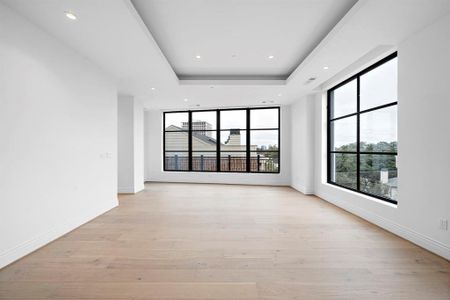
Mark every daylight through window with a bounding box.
[327,53,398,204]
[164,107,280,173]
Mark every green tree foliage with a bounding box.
[333,142,397,199]
[256,145,279,160]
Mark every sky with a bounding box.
[332,58,398,147]
[165,108,279,148]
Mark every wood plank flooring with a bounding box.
[1,183,449,299]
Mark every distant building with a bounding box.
[224,129,242,146]
[165,125,256,155]
[386,177,398,199]
[165,124,278,171]
[182,121,213,137]
[380,168,397,199]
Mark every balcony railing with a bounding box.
[165,155,278,172]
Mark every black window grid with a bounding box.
[327,52,398,204]
[163,107,280,174]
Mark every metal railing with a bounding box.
[165,155,278,172]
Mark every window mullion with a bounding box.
[163,113,166,171]
[188,111,192,171]
[246,108,250,172]
[216,110,220,172]
[327,52,398,204]
[164,107,279,174]
[356,76,361,191]
[327,91,331,183]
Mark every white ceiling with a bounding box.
[2,0,450,110]
[131,0,357,79]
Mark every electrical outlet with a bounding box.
[439,219,448,231]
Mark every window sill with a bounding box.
[162,170,281,175]
[325,182,398,208]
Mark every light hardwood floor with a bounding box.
[0,183,449,299]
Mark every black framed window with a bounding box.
[327,53,398,204]
[164,107,280,173]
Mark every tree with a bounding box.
[334,141,397,197]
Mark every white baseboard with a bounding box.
[0,199,118,269]
[134,183,145,193]
[118,184,145,194]
[316,189,450,260]
[118,186,135,193]
[291,182,314,195]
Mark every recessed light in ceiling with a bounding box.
[195,55,201,59]
[184,98,188,102]
[151,87,156,90]
[323,66,329,70]
[261,100,267,104]
[278,93,282,97]
[64,11,77,20]
[268,55,275,59]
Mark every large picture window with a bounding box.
[327,53,398,204]
[164,107,280,173]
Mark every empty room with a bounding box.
[0,0,449,299]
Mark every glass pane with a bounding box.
[220,130,246,151]
[250,152,279,173]
[360,154,398,201]
[330,116,356,151]
[192,111,217,130]
[165,152,189,171]
[192,131,217,151]
[360,57,397,110]
[330,79,357,119]
[165,112,188,131]
[330,153,357,189]
[220,152,247,172]
[250,108,278,129]
[165,132,188,151]
[220,110,246,129]
[192,152,217,171]
[250,130,278,151]
[360,105,397,152]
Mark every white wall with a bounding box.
[0,4,118,268]
[144,106,291,186]
[118,95,144,193]
[291,14,450,259]
[290,96,315,194]
[134,98,145,192]
[118,95,135,192]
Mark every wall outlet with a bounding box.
[439,219,448,231]
[99,152,112,159]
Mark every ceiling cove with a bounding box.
[130,0,358,83]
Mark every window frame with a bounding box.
[163,106,281,174]
[327,52,398,204]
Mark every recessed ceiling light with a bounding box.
[195,55,201,59]
[268,55,274,59]
[184,98,188,102]
[261,100,267,104]
[278,93,282,97]
[151,87,156,90]
[323,66,329,70]
[64,11,77,20]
